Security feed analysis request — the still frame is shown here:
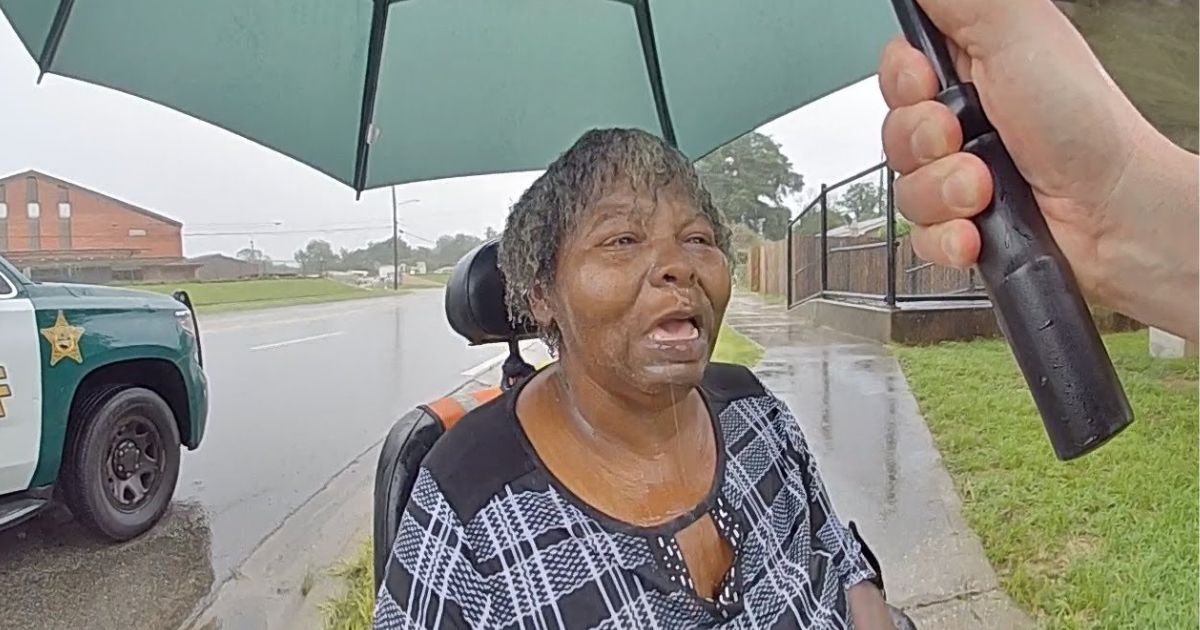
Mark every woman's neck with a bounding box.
[517,361,718,526]
[550,359,709,461]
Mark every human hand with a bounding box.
[877,0,1162,302]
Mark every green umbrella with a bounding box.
[1,0,897,194]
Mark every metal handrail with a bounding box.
[829,241,891,254]
[827,160,888,191]
[786,161,986,309]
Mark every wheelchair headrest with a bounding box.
[444,239,538,345]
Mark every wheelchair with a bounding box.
[371,240,916,630]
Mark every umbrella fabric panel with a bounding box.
[8,0,372,186]
[3,0,902,193]
[651,0,900,160]
[1,0,55,60]
[366,0,663,188]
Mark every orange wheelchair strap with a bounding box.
[425,385,504,429]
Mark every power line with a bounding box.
[184,225,393,236]
[0,225,398,239]
[399,229,436,245]
[3,223,449,247]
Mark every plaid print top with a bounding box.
[375,363,876,629]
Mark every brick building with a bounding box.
[0,169,199,284]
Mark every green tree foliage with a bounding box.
[236,247,268,262]
[316,232,487,273]
[294,239,338,274]
[425,233,486,270]
[695,132,804,241]
[793,207,848,236]
[335,237,415,273]
[832,182,884,223]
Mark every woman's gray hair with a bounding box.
[498,128,731,352]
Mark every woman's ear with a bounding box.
[528,282,555,329]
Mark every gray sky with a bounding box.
[0,19,887,261]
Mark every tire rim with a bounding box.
[103,415,166,513]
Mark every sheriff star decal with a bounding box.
[40,310,86,366]
[0,366,10,419]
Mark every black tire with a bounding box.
[62,386,182,542]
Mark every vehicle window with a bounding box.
[0,268,14,298]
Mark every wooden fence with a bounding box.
[747,234,982,302]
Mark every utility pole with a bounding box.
[391,186,399,290]
[249,236,260,277]
[389,190,420,290]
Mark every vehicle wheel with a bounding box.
[62,386,181,542]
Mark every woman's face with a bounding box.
[539,179,731,396]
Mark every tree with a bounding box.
[793,207,848,236]
[236,247,268,262]
[294,239,338,274]
[730,222,763,253]
[485,226,500,240]
[695,132,804,240]
[427,233,485,270]
[832,182,884,223]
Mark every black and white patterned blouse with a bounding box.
[375,363,877,629]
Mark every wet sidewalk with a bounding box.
[723,293,1034,629]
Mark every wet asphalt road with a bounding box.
[0,290,502,630]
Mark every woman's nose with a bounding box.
[649,240,697,288]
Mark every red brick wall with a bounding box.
[0,172,182,258]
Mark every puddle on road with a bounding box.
[752,359,793,380]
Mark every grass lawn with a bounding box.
[321,542,374,630]
[136,278,403,313]
[712,321,764,367]
[321,321,763,629]
[417,272,452,285]
[894,330,1198,629]
[399,274,450,289]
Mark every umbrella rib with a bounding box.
[628,0,677,147]
[37,0,76,83]
[353,0,392,197]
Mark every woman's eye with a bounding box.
[605,235,638,247]
[686,234,713,245]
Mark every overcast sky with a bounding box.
[0,19,887,261]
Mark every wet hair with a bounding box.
[498,127,732,352]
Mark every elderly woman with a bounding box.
[375,129,896,629]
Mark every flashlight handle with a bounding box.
[891,0,1134,460]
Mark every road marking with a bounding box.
[202,302,392,334]
[460,340,540,377]
[200,293,428,334]
[250,331,345,351]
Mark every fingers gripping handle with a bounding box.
[890,0,1134,460]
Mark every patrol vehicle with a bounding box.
[0,254,207,541]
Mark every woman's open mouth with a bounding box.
[645,312,708,362]
[650,317,700,342]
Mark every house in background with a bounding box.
[188,253,261,281]
[0,169,199,283]
[826,216,888,239]
[189,254,303,281]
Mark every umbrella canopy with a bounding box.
[2,0,898,194]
